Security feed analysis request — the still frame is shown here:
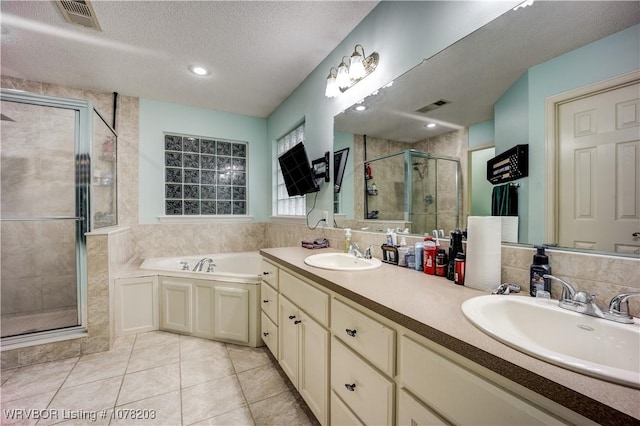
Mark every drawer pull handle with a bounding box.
[263,271,270,275]
[263,332,269,337]
[263,299,269,303]
[288,315,296,320]
[345,328,357,337]
[344,383,357,392]
[294,320,302,325]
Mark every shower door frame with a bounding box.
[405,149,461,233]
[1,90,91,346]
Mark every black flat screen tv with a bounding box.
[278,142,320,197]
[333,147,350,193]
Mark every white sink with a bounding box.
[304,253,382,271]
[461,295,640,388]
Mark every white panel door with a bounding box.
[298,311,329,425]
[115,277,158,336]
[559,82,640,253]
[160,281,192,334]
[193,282,215,339]
[213,286,249,343]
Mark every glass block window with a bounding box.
[276,123,306,216]
[164,134,248,215]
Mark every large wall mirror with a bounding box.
[333,1,639,257]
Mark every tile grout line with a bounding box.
[110,334,137,425]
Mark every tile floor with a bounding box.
[1,331,319,425]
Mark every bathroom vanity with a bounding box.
[260,247,639,425]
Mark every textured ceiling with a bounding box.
[0,1,379,118]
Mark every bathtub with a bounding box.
[139,251,263,284]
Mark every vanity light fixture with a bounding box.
[188,65,210,76]
[325,44,379,98]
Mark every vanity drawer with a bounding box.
[261,311,278,358]
[331,337,394,426]
[260,282,278,324]
[260,259,279,289]
[399,336,564,425]
[331,391,364,426]
[332,298,396,376]
[279,270,329,327]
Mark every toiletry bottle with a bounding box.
[414,241,424,271]
[435,249,448,277]
[454,252,466,285]
[344,228,352,253]
[529,245,551,297]
[398,236,408,266]
[447,229,464,281]
[423,236,437,275]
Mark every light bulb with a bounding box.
[336,62,350,89]
[325,74,340,98]
[349,52,366,80]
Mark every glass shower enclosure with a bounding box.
[0,90,117,341]
[364,149,460,235]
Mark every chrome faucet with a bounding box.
[193,257,215,272]
[605,291,640,324]
[349,243,373,259]
[544,275,639,324]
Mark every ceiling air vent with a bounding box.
[56,0,102,31]
[416,99,451,114]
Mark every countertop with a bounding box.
[260,247,640,425]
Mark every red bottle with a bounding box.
[423,236,437,275]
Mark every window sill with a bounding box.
[158,215,254,224]
[269,215,307,226]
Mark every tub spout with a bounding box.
[193,257,214,272]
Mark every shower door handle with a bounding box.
[0,216,85,222]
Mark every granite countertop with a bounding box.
[260,246,640,425]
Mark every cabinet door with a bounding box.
[115,277,158,336]
[398,388,447,426]
[331,337,394,426]
[299,311,329,425]
[213,286,249,343]
[261,311,278,358]
[278,295,299,386]
[331,391,364,426]
[193,282,215,339]
[160,281,192,334]
[261,282,278,324]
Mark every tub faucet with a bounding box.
[193,257,214,272]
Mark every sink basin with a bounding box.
[304,253,382,271]
[461,295,640,388]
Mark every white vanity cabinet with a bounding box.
[159,276,260,346]
[115,276,158,335]
[260,259,279,358]
[277,271,330,426]
[330,298,396,425]
[398,335,567,425]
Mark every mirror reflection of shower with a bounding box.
[412,161,434,206]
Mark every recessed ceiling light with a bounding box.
[354,105,367,111]
[426,123,437,128]
[188,65,210,76]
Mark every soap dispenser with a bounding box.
[344,228,352,253]
[529,245,551,297]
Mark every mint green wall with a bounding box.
[333,131,355,218]
[469,120,495,148]
[138,98,268,223]
[266,1,516,224]
[494,24,640,245]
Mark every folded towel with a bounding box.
[301,238,329,249]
